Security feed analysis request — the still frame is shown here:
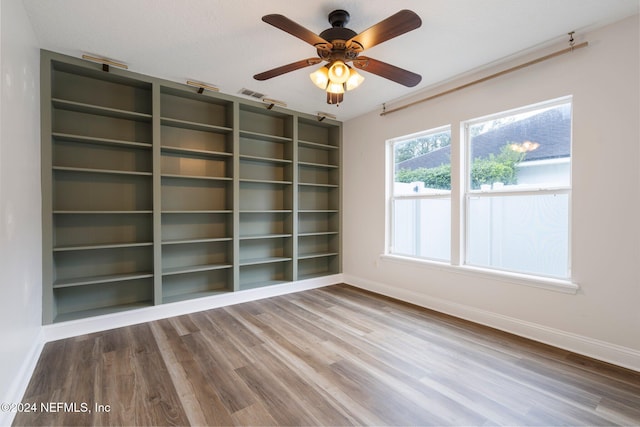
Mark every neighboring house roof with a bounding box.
[396,107,571,170]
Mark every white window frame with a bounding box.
[462,97,572,279]
[386,125,452,262]
[384,96,578,294]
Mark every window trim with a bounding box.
[379,253,579,294]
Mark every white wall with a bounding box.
[343,15,640,370]
[0,0,43,420]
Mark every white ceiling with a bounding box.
[22,0,639,121]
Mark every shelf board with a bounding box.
[161,117,233,133]
[162,237,232,245]
[239,234,292,241]
[298,161,339,169]
[52,98,152,122]
[53,301,153,323]
[161,145,232,158]
[239,178,292,185]
[239,210,292,214]
[163,289,231,305]
[298,140,339,150]
[53,166,152,177]
[53,242,153,252]
[239,256,292,266]
[298,252,339,260]
[53,210,153,215]
[53,272,154,288]
[298,182,339,188]
[52,132,152,149]
[161,173,233,181]
[162,263,233,276]
[161,210,233,214]
[239,154,292,164]
[298,231,339,237]
[239,130,292,143]
[299,209,339,213]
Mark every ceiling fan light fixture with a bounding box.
[256,9,422,106]
[345,68,364,91]
[326,81,345,94]
[327,60,350,84]
[309,66,329,89]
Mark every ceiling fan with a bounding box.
[254,9,422,105]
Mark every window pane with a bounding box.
[394,129,451,195]
[468,102,571,190]
[466,193,569,278]
[393,198,450,261]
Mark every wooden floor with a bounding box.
[14,284,640,426]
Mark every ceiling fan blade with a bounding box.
[254,58,323,81]
[262,14,331,49]
[353,57,422,87]
[347,10,421,50]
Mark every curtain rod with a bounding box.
[380,41,588,117]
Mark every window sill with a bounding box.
[379,254,579,295]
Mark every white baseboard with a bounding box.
[1,328,45,427]
[344,274,640,372]
[45,274,343,342]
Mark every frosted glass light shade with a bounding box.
[345,68,364,91]
[328,61,350,84]
[309,66,329,89]
[326,81,345,94]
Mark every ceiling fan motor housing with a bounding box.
[318,10,360,61]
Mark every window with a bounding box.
[390,126,451,261]
[387,97,572,281]
[465,99,571,278]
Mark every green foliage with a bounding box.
[396,163,452,190]
[395,143,525,190]
[469,145,524,189]
[394,132,451,163]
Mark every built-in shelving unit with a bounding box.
[159,87,235,303]
[297,118,341,280]
[41,50,341,324]
[44,58,155,323]
[238,105,295,290]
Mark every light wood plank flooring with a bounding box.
[14,284,640,426]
